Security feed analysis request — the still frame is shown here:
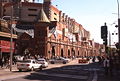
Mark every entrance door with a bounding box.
[61,49,63,57]
[52,46,55,56]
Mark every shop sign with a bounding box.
[0,40,15,52]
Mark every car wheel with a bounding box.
[19,69,22,72]
[39,66,42,70]
[31,67,34,71]
[51,61,55,64]
[63,61,66,64]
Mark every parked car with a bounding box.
[37,58,48,68]
[49,57,70,64]
[78,57,88,63]
[17,59,42,71]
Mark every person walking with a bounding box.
[103,57,110,75]
[109,56,114,76]
[0,57,3,68]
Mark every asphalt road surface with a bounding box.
[2,61,101,81]
[1,59,120,81]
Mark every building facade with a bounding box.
[0,0,105,59]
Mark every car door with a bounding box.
[32,60,36,68]
[35,60,41,68]
[57,58,62,63]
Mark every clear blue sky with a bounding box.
[37,0,119,45]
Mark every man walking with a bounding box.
[103,57,110,75]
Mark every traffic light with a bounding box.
[101,25,108,39]
[103,38,107,46]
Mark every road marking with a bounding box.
[92,70,98,81]
[38,72,88,80]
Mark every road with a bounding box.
[0,58,120,81]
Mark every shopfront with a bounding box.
[0,40,15,59]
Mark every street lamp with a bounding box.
[1,16,14,71]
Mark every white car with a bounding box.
[37,58,48,68]
[49,57,70,64]
[17,59,42,71]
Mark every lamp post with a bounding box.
[10,21,13,71]
[109,31,111,55]
[117,0,120,43]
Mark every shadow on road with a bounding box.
[23,62,100,81]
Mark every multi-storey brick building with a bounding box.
[0,0,105,59]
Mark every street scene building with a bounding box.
[0,0,105,60]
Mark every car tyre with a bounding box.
[31,67,34,71]
[19,69,22,72]
[39,66,42,70]
[63,61,66,64]
[51,61,55,64]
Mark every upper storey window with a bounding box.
[54,12,57,15]
[28,8,37,11]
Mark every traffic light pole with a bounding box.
[118,19,120,43]
[117,0,120,50]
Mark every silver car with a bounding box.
[49,57,70,64]
[37,58,48,68]
[17,59,42,71]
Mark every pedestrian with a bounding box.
[103,57,110,75]
[114,54,120,75]
[97,56,102,64]
[109,56,114,76]
[0,57,3,68]
[92,56,95,62]
[6,59,10,69]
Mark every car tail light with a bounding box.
[26,64,30,66]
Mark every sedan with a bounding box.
[37,58,48,68]
[49,57,70,64]
[17,59,42,71]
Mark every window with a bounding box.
[28,8,37,11]
[54,18,57,20]
[54,13,57,15]
[28,14,37,16]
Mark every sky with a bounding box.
[37,0,119,45]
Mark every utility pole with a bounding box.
[10,5,13,72]
[117,0,120,45]
[109,32,111,55]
